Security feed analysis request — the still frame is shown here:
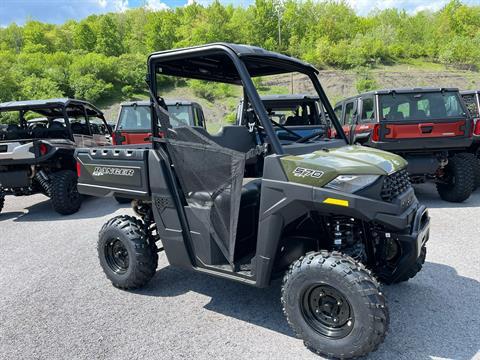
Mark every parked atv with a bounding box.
[112,100,206,145]
[75,43,430,359]
[460,90,480,188]
[335,88,476,202]
[0,98,111,215]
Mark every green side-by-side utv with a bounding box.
[75,43,430,359]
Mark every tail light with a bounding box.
[327,127,332,138]
[371,124,380,142]
[474,119,480,136]
[39,143,49,156]
[112,136,116,145]
[76,161,81,177]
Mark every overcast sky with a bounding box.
[1,0,480,26]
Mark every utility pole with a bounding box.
[274,0,284,51]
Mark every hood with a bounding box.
[280,145,407,187]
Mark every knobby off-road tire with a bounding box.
[459,152,480,189]
[114,196,131,204]
[380,246,427,284]
[436,154,475,202]
[98,215,158,289]
[50,170,83,215]
[282,251,389,359]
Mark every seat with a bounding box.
[285,115,305,126]
[386,111,404,121]
[235,179,261,259]
[188,178,261,261]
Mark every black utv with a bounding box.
[75,44,430,359]
[335,88,476,202]
[236,94,329,141]
[0,98,111,215]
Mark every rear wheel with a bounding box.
[457,152,480,190]
[50,170,82,215]
[98,215,158,289]
[436,154,474,202]
[0,193,4,213]
[282,251,388,359]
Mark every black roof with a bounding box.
[460,90,480,95]
[148,43,318,84]
[260,94,319,102]
[337,87,461,105]
[121,100,201,107]
[0,98,103,117]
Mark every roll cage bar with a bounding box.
[147,43,348,153]
[0,99,109,141]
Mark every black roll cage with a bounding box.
[147,44,348,153]
[0,100,110,141]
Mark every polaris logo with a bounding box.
[92,166,135,177]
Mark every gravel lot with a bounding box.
[1,184,479,360]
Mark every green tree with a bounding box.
[95,15,123,56]
[74,22,96,51]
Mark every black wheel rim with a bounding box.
[105,239,129,274]
[301,284,354,339]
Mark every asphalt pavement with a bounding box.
[0,184,479,360]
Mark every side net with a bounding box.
[166,126,245,265]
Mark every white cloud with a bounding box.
[145,0,170,11]
[186,0,196,6]
[346,0,480,15]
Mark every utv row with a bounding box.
[334,88,477,202]
[75,43,430,359]
[0,99,112,215]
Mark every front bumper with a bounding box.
[377,205,430,282]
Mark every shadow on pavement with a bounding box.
[136,260,479,359]
[4,196,129,222]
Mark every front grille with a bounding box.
[381,169,411,202]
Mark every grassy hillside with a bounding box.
[100,63,480,133]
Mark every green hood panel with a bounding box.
[281,145,407,187]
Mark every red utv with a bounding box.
[335,88,476,202]
[112,100,205,145]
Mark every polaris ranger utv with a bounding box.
[335,88,476,202]
[0,98,111,215]
[75,44,430,359]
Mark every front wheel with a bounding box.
[98,215,158,289]
[436,154,474,202]
[50,170,83,215]
[282,251,388,359]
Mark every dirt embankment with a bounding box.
[102,67,480,125]
[265,68,480,105]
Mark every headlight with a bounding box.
[324,175,380,193]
